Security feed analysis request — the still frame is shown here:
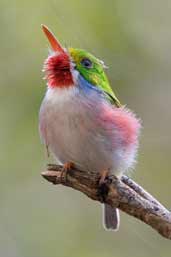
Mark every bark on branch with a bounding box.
[41,164,171,240]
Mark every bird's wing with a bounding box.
[96,71,121,107]
[98,81,121,107]
[78,74,121,107]
[104,90,121,107]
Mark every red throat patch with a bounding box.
[44,52,74,88]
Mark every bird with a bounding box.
[39,25,141,231]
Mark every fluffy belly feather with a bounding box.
[39,87,140,176]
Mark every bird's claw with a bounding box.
[61,162,75,183]
[98,170,113,202]
[99,170,110,186]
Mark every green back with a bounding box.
[69,48,121,107]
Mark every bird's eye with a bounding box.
[81,58,93,69]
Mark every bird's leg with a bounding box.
[47,162,74,183]
[98,170,111,202]
[60,162,75,183]
[99,170,109,185]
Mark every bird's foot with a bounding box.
[47,162,74,184]
[99,170,110,186]
[60,162,75,183]
[98,170,113,202]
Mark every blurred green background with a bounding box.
[0,0,171,256]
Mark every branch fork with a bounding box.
[41,164,171,240]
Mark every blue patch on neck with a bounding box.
[77,74,105,97]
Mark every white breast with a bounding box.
[39,86,139,175]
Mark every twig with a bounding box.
[121,176,167,212]
[41,164,171,240]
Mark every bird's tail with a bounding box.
[102,204,120,231]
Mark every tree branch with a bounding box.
[41,164,171,240]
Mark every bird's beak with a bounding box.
[41,24,65,54]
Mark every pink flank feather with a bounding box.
[100,105,141,148]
